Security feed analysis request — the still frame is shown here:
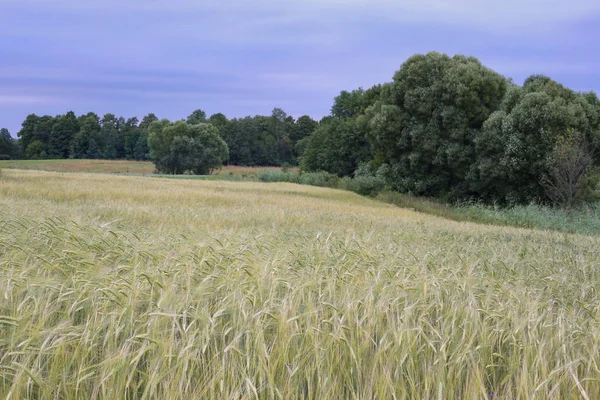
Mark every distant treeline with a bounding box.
[1,108,318,167]
[3,51,600,205]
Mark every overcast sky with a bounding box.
[1,0,599,135]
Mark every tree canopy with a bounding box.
[148,120,229,175]
[366,52,508,198]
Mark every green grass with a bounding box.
[0,159,293,179]
[256,169,600,236]
[378,191,600,236]
[1,169,600,398]
[0,159,155,174]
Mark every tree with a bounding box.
[367,52,507,198]
[26,140,46,159]
[18,114,55,158]
[209,113,229,135]
[299,85,382,175]
[101,113,121,159]
[542,130,598,210]
[122,117,140,159]
[187,109,207,125]
[140,113,159,130]
[133,133,149,161]
[49,112,79,158]
[17,114,39,154]
[148,120,229,174]
[70,113,101,159]
[473,76,600,203]
[299,117,372,176]
[292,115,318,143]
[0,128,17,159]
[269,108,294,164]
[331,85,383,119]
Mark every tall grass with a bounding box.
[379,191,600,236]
[1,170,600,398]
[258,170,600,235]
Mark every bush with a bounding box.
[0,154,11,160]
[339,175,386,196]
[297,172,339,188]
[257,170,300,183]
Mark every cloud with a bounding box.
[0,95,56,105]
[4,0,599,33]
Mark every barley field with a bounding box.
[1,170,600,399]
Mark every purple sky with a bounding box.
[1,0,599,136]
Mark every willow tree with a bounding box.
[367,52,507,198]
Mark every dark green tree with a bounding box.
[133,133,149,161]
[71,113,102,159]
[18,114,55,158]
[101,113,122,159]
[49,112,79,159]
[148,120,228,174]
[140,113,159,130]
[187,109,207,125]
[209,113,229,134]
[367,52,507,198]
[0,128,17,159]
[473,76,600,203]
[299,85,382,175]
[122,117,140,159]
[26,140,46,159]
[299,117,372,176]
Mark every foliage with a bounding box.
[298,86,382,176]
[542,130,599,209]
[148,120,229,174]
[0,128,18,159]
[187,109,208,124]
[367,52,508,198]
[25,140,46,159]
[474,77,600,203]
[49,112,79,158]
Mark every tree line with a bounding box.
[2,108,318,167]
[3,51,599,205]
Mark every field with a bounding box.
[0,159,288,178]
[1,170,600,399]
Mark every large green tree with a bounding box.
[0,128,18,159]
[148,120,229,174]
[473,75,600,203]
[70,113,102,159]
[101,114,122,159]
[298,85,382,175]
[18,114,55,158]
[49,112,79,159]
[367,52,507,198]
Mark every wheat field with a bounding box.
[1,169,600,399]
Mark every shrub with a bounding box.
[257,170,299,183]
[0,154,11,160]
[297,172,340,188]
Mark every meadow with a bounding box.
[0,159,288,178]
[1,169,600,399]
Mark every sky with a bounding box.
[1,0,600,136]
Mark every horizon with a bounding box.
[1,0,599,136]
